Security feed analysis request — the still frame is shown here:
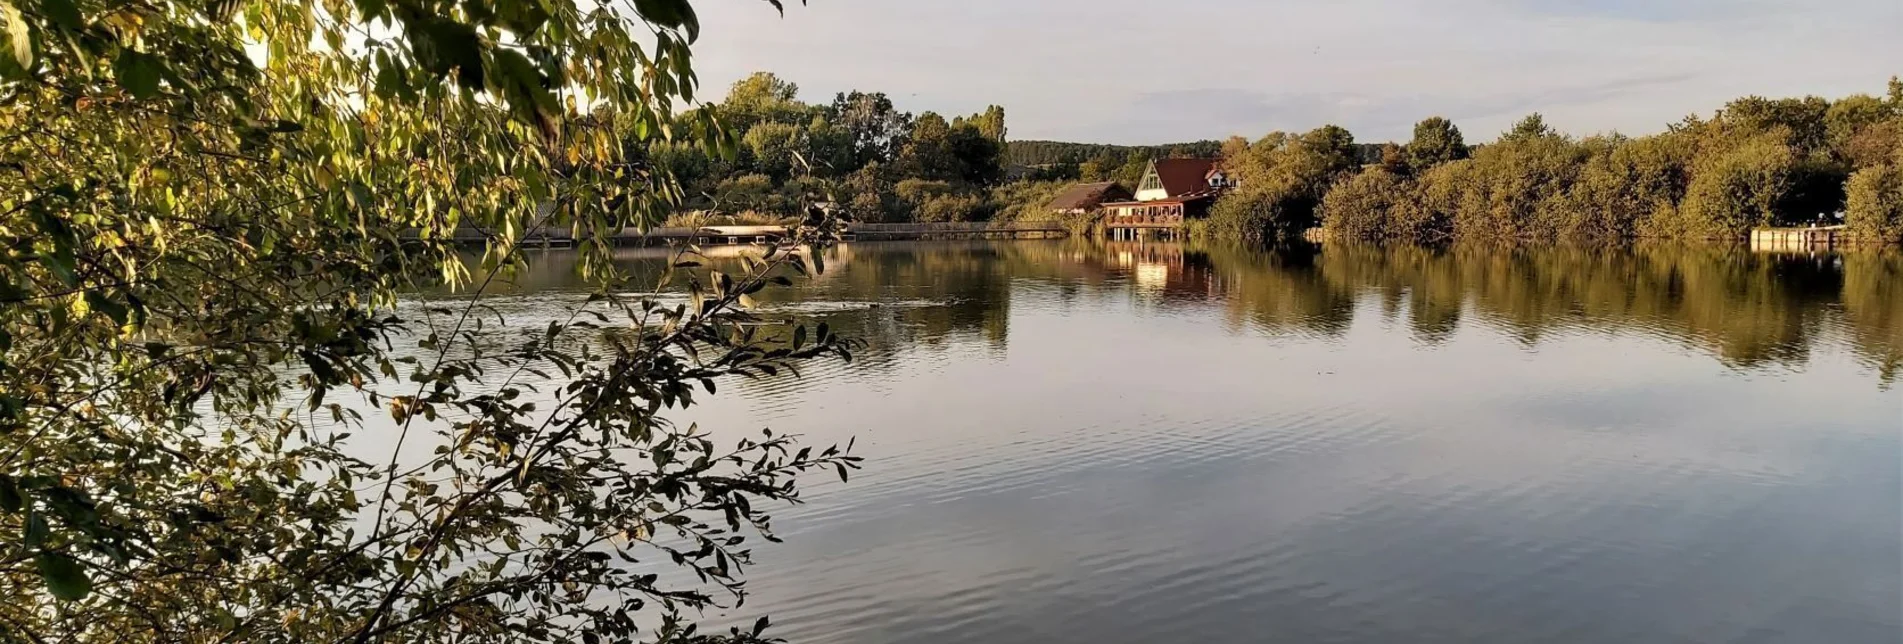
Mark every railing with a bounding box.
[1104,214,1185,228]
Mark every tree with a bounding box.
[1720,95,1831,155]
[1378,143,1411,174]
[947,121,1006,186]
[840,163,898,223]
[1407,116,1469,171]
[830,91,914,167]
[1845,153,1903,243]
[964,105,1008,144]
[1321,169,1414,240]
[0,0,863,642]
[896,112,960,182]
[721,71,808,132]
[743,121,807,179]
[1680,133,1798,237]
[714,173,787,213]
[1209,126,1359,239]
[804,114,859,177]
[1505,113,1557,141]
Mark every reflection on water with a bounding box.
[479,241,1900,644]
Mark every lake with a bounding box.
[494,241,1901,644]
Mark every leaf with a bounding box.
[84,291,128,326]
[113,49,163,99]
[634,0,698,37]
[37,552,89,600]
[0,476,20,512]
[752,616,770,637]
[485,47,557,127]
[0,0,32,75]
[41,0,80,30]
[412,17,483,87]
[24,511,47,547]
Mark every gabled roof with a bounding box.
[1149,158,1222,197]
[1047,182,1131,211]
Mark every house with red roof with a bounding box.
[1099,158,1233,231]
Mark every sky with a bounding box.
[685,0,1902,145]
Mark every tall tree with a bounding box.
[966,105,1008,144]
[1407,116,1470,170]
[721,71,809,131]
[1505,113,1558,141]
[830,91,914,167]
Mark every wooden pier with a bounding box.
[1750,226,1845,252]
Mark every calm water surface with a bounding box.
[499,241,1901,643]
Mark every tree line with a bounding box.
[652,72,1015,224]
[1203,80,1903,243]
[669,73,1435,228]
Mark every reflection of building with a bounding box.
[1099,159,1230,237]
[1102,242,1219,300]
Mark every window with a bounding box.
[1139,170,1161,192]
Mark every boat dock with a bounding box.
[1750,226,1846,252]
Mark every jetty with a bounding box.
[1750,225,1845,252]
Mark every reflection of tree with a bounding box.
[461,240,1899,390]
[1841,252,1903,384]
[1201,244,1357,338]
[1313,243,1859,367]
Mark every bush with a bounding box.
[1560,134,1693,240]
[1677,133,1797,238]
[1451,132,1587,241]
[1209,182,1301,241]
[1399,159,1472,241]
[713,173,787,215]
[1845,159,1903,243]
[1320,169,1412,241]
[914,193,988,222]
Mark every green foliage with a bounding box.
[1298,80,1903,243]
[1451,126,1588,240]
[1676,133,1798,238]
[713,173,787,214]
[721,71,808,132]
[831,90,914,168]
[673,76,1010,222]
[1505,113,1558,141]
[0,0,869,641]
[1209,125,1361,240]
[1321,168,1414,240]
[1846,155,1903,243]
[1209,181,1301,240]
[1407,116,1469,171]
[1562,134,1693,240]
